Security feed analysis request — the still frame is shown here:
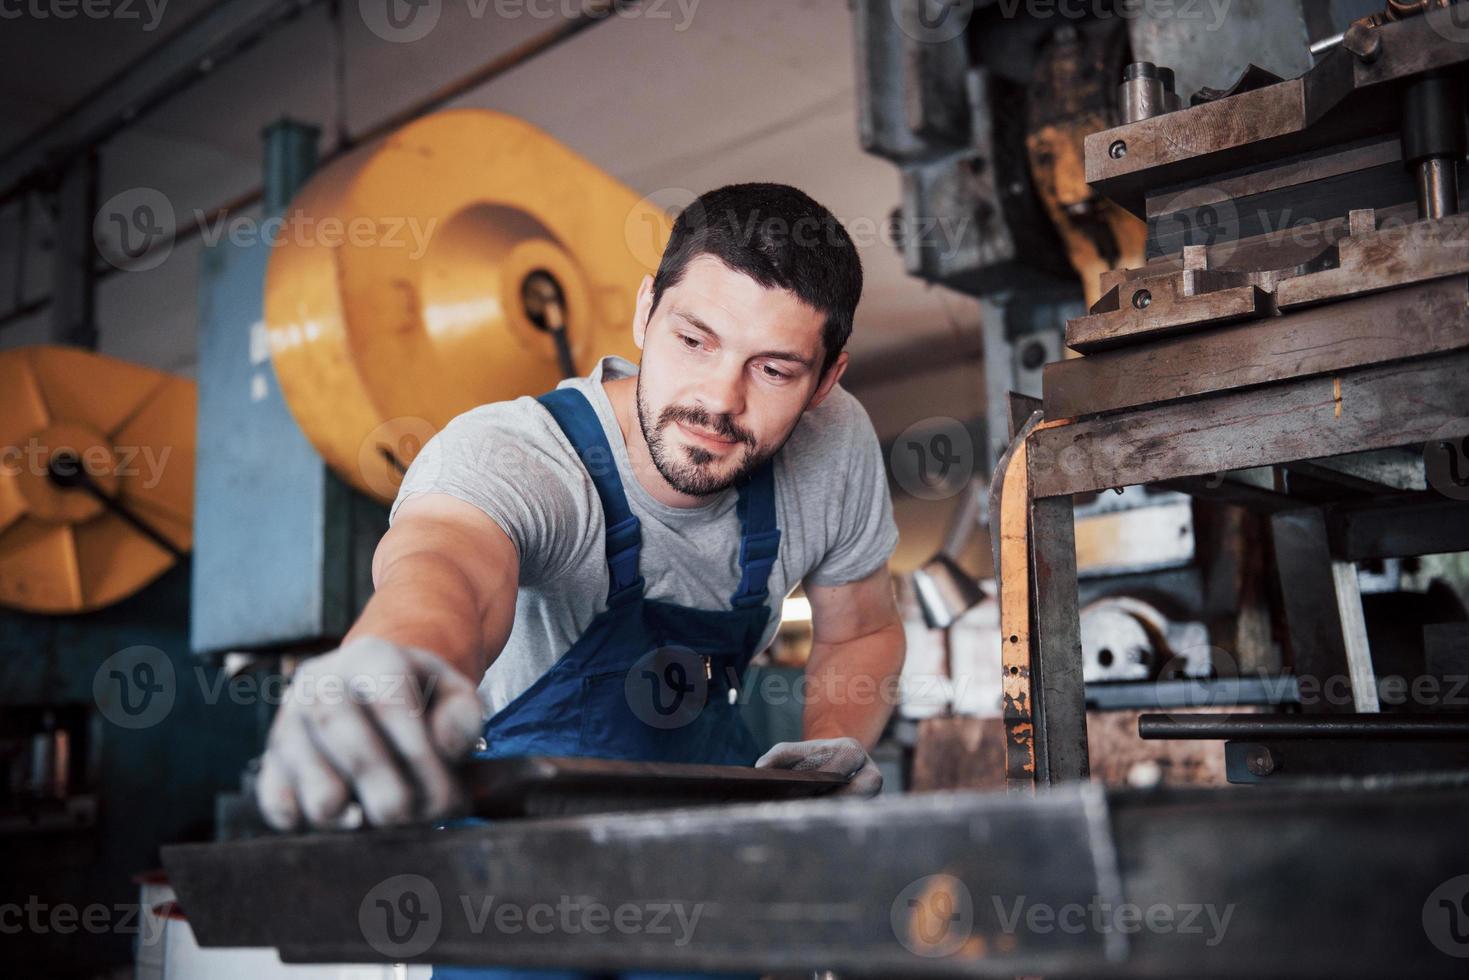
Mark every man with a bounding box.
[255,182,907,977]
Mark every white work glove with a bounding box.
[255,636,484,830]
[754,736,883,798]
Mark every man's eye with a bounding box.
[761,365,789,381]
[678,334,701,349]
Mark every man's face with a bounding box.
[632,254,847,497]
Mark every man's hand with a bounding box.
[755,736,883,797]
[254,636,484,830]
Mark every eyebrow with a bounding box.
[672,309,816,370]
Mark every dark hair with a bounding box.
[649,183,863,375]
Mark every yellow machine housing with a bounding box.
[0,345,194,613]
[265,109,671,503]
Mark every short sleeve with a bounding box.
[388,400,591,586]
[803,393,900,587]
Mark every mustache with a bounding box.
[658,404,756,447]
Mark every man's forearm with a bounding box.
[801,621,906,748]
[346,551,491,683]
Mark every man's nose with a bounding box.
[694,357,746,419]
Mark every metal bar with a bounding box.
[1084,676,1300,711]
[1156,469,1300,513]
[1029,492,1090,783]
[1226,739,1469,782]
[1271,508,1378,715]
[1141,714,1469,740]
[0,0,330,205]
[10,192,29,311]
[0,2,635,332]
[346,0,636,152]
[1284,448,1426,495]
[1418,157,1460,219]
[48,153,98,349]
[165,786,1123,977]
[461,756,849,819]
[1030,350,1469,499]
[162,777,1469,977]
[1329,492,1469,561]
[1044,277,1469,420]
[992,412,1043,788]
[1330,556,1379,712]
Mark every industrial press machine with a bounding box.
[160,3,1469,978]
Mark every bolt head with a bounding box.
[1245,745,1276,777]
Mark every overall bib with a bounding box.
[432,386,777,980]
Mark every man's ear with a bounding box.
[632,274,654,350]
[806,351,849,410]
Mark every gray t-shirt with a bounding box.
[390,354,900,713]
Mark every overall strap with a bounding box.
[731,461,781,609]
[537,387,644,605]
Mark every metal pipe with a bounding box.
[1402,72,1465,220]
[1311,31,1345,57]
[1120,62,1167,125]
[0,2,637,332]
[1138,712,1469,741]
[1416,156,1460,219]
[0,0,331,212]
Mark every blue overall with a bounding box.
[432,386,776,980]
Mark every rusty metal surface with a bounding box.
[1068,278,1271,352]
[1127,0,1313,105]
[460,757,849,819]
[1086,9,1469,214]
[1030,350,1469,499]
[1045,275,1469,419]
[1274,213,1469,308]
[160,776,1469,977]
[908,715,1007,793]
[1086,708,1242,788]
[1024,21,1147,309]
[1065,212,1469,354]
[1029,493,1091,784]
[992,412,1043,789]
[164,785,1122,976]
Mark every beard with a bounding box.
[635,372,776,497]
